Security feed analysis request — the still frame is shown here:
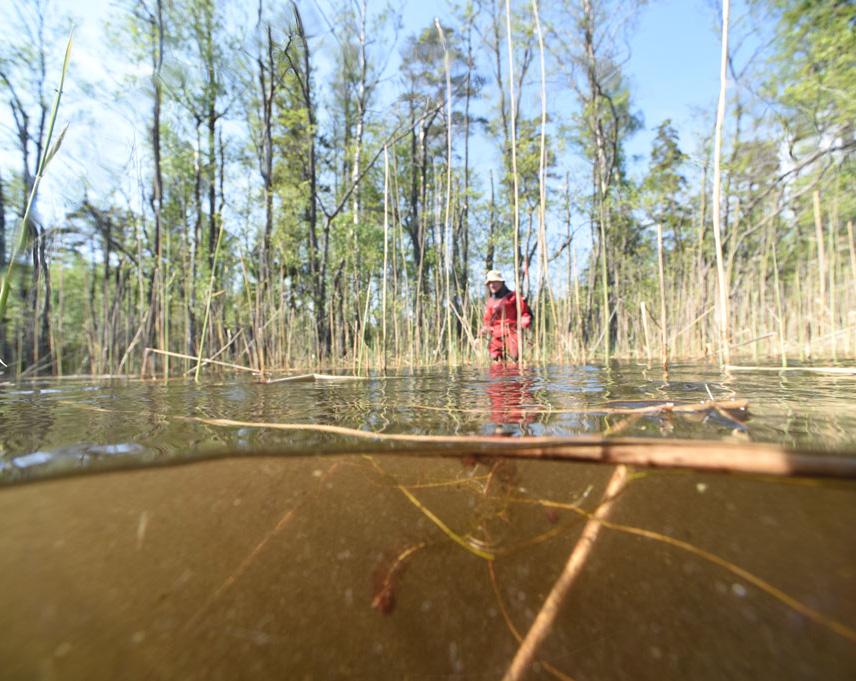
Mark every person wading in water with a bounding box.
[479,270,532,361]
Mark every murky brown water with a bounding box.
[1,364,855,679]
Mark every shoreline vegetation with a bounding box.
[0,1,853,378]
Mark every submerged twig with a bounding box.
[602,412,646,436]
[502,466,629,681]
[502,494,856,646]
[597,517,856,645]
[488,562,575,681]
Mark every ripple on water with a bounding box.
[1,364,855,483]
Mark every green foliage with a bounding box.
[765,0,856,140]
[641,120,690,247]
[2,0,854,370]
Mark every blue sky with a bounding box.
[392,0,730,172]
[0,0,758,233]
[625,0,724,163]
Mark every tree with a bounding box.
[642,120,689,252]
[765,0,856,147]
[555,0,642,359]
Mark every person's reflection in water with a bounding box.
[462,364,551,552]
[485,362,535,436]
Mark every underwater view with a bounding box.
[1,364,854,680]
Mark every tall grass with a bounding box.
[0,35,72,324]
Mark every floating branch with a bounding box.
[725,365,856,375]
[405,398,750,416]
[262,373,372,383]
[57,401,856,480]
[144,347,257,373]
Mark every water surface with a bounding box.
[2,363,855,481]
[1,363,854,680]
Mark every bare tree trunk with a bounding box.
[256,13,276,286]
[436,19,455,362]
[350,0,368,247]
[290,4,328,357]
[812,190,827,334]
[505,0,524,363]
[189,120,202,355]
[711,0,731,364]
[847,220,856,286]
[382,146,389,370]
[148,0,165,374]
[486,171,496,271]
[0,0,50,371]
[582,0,614,363]
[0,171,6,362]
[461,14,474,311]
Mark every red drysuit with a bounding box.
[486,362,535,425]
[482,290,532,360]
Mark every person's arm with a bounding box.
[518,294,533,329]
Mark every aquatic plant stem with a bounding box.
[364,455,494,560]
[502,465,628,681]
[194,219,225,382]
[503,493,856,646]
[657,223,669,368]
[0,34,72,323]
[602,517,856,645]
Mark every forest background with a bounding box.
[0,0,853,376]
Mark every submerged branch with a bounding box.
[502,466,629,681]
[488,561,576,681]
[503,493,856,646]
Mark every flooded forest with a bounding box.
[0,0,852,374]
[0,1,855,680]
